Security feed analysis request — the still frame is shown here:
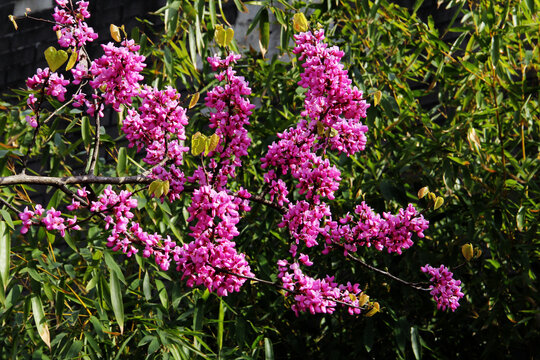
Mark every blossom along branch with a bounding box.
[2,0,464,317]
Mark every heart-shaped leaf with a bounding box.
[44,46,68,72]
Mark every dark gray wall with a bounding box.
[0,0,165,91]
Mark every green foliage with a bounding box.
[0,0,538,358]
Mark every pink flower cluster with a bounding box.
[123,86,189,165]
[277,259,364,316]
[87,40,146,111]
[52,0,98,48]
[26,68,70,102]
[203,53,255,188]
[293,30,370,156]
[279,201,330,248]
[175,186,253,296]
[122,85,189,201]
[323,202,430,255]
[19,204,80,237]
[25,68,70,127]
[421,264,464,311]
[87,186,140,257]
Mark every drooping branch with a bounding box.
[346,253,431,291]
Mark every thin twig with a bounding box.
[346,253,431,291]
[0,196,20,213]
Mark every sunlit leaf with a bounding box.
[44,46,68,72]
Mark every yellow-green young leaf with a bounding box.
[417,186,429,199]
[189,92,200,109]
[358,293,369,307]
[110,24,122,42]
[162,180,170,196]
[0,222,10,291]
[65,49,78,71]
[215,25,226,47]
[329,127,339,138]
[31,295,51,348]
[225,28,234,47]
[373,90,382,106]
[154,181,164,198]
[434,196,444,210]
[365,302,380,317]
[427,192,436,202]
[44,46,68,72]
[461,243,474,261]
[110,269,124,334]
[316,121,325,136]
[207,133,220,153]
[191,132,207,156]
[148,180,161,197]
[9,15,18,30]
[293,13,309,32]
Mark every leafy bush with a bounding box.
[0,0,538,359]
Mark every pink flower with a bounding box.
[421,264,464,311]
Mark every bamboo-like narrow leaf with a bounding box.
[209,0,216,28]
[259,8,270,56]
[116,147,127,176]
[217,298,225,351]
[264,337,274,360]
[410,326,421,360]
[31,294,51,348]
[155,279,169,309]
[0,222,10,291]
[0,210,13,230]
[110,269,125,334]
[81,116,91,148]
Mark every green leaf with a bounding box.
[516,206,525,232]
[217,298,225,351]
[264,337,274,360]
[259,8,270,56]
[0,209,14,230]
[491,35,500,67]
[0,222,10,291]
[110,268,124,334]
[155,279,169,309]
[81,116,91,148]
[411,326,421,360]
[143,271,152,301]
[31,294,51,348]
[44,46,68,72]
[116,147,127,176]
[104,251,126,285]
[209,0,216,28]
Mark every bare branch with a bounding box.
[0,174,154,187]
